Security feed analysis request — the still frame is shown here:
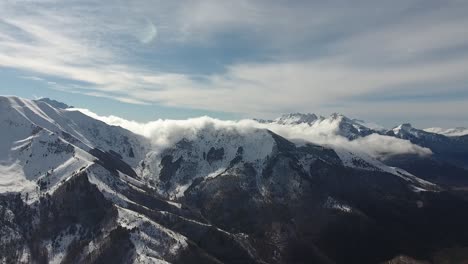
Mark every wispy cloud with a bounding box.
[0,0,467,124]
[20,76,45,82]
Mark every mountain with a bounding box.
[259,114,468,188]
[351,119,385,132]
[2,99,468,263]
[262,113,378,140]
[327,113,376,139]
[34,97,73,109]
[385,123,468,168]
[424,127,468,137]
[273,113,319,125]
[0,96,147,195]
[389,123,444,141]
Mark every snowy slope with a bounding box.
[333,147,437,191]
[117,206,188,263]
[0,96,148,202]
[138,123,434,201]
[139,126,275,198]
[3,96,148,163]
[4,97,466,264]
[0,98,437,201]
[273,113,318,125]
[352,119,385,131]
[387,123,468,165]
[0,97,203,263]
[388,123,452,143]
[264,112,378,140]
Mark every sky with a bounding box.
[0,0,467,128]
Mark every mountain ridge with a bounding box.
[2,96,468,263]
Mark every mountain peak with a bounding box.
[274,112,318,125]
[393,123,414,134]
[34,97,72,109]
[400,123,413,129]
[329,113,358,124]
[330,112,345,119]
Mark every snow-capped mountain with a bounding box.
[259,113,468,186]
[389,123,435,139]
[35,97,73,109]
[351,118,385,132]
[386,123,468,167]
[138,126,276,199]
[261,112,379,140]
[2,97,468,264]
[326,113,376,139]
[0,96,147,196]
[273,113,319,125]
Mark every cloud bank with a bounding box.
[70,108,432,159]
[424,127,468,137]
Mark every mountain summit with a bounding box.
[34,97,73,109]
[274,112,319,125]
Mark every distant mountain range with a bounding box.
[424,127,468,137]
[1,97,468,264]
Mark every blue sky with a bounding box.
[0,0,467,128]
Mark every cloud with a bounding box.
[20,76,44,82]
[350,134,432,158]
[69,108,260,150]
[250,119,432,158]
[69,108,432,159]
[1,0,468,124]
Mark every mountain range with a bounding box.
[1,96,468,264]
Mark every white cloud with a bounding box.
[70,108,432,159]
[0,0,467,124]
[251,119,432,158]
[20,76,44,82]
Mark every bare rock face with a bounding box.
[206,147,225,164]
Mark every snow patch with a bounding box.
[117,207,188,262]
[324,197,352,213]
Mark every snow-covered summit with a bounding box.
[34,97,72,109]
[0,96,148,200]
[273,113,318,125]
[352,119,385,131]
[261,112,378,140]
[325,113,376,139]
[392,123,415,135]
[388,123,448,142]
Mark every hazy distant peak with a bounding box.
[396,123,413,129]
[424,127,468,137]
[329,112,346,120]
[392,123,415,134]
[274,112,318,125]
[34,97,72,109]
[352,119,385,131]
